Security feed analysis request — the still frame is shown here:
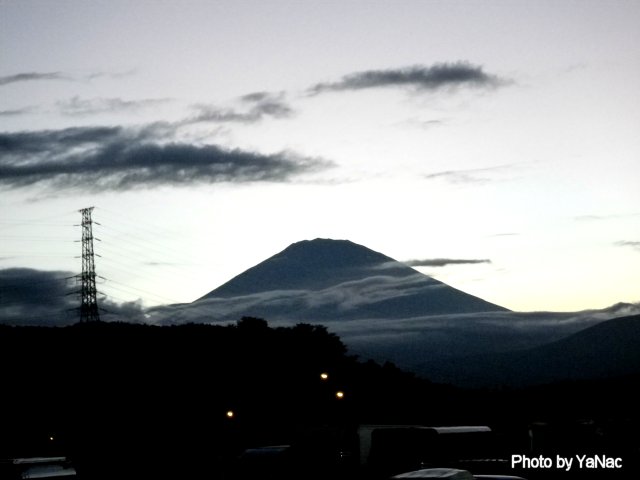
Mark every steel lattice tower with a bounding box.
[78,207,100,322]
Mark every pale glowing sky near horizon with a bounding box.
[1,0,639,316]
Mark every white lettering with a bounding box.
[556,455,573,471]
[575,455,623,469]
[511,455,552,469]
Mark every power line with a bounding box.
[0,235,75,241]
[94,222,195,266]
[98,277,182,305]
[0,210,78,231]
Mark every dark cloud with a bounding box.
[0,268,144,326]
[404,258,491,267]
[0,268,75,326]
[0,126,124,156]
[190,91,293,124]
[0,268,146,326]
[615,241,640,251]
[0,125,330,191]
[309,62,508,94]
[239,91,273,103]
[0,72,68,86]
[239,91,293,117]
[189,106,265,123]
[57,96,170,116]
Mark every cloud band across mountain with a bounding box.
[405,258,491,267]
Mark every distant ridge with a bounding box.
[418,314,640,387]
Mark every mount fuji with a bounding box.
[196,238,508,317]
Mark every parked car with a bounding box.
[390,468,527,479]
[391,468,475,479]
[0,456,77,479]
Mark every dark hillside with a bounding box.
[419,314,640,387]
[0,319,456,478]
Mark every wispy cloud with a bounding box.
[0,72,69,86]
[309,62,509,95]
[0,125,331,191]
[1,69,136,88]
[189,91,294,124]
[404,258,491,267]
[575,215,607,221]
[0,107,38,116]
[84,69,137,81]
[424,164,515,184]
[396,118,446,130]
[57,96,171,116]
[615,241,640,251]
[574,213,640,222]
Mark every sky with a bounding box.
[1,0,639,324]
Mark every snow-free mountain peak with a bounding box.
[197,238,507,316]
[199,238,409,298]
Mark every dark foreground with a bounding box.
[1,320,639,479]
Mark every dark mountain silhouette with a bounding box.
[188,238,508,321]
[418,314,640,387]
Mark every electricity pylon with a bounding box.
[78,207,101,322]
